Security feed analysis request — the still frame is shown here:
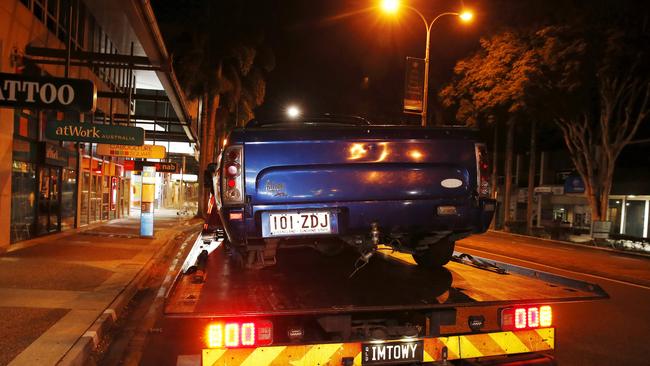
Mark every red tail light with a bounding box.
[500,305,552,331]
[206,320,273,348]
[222,145,244,204]
[475,143,491,198]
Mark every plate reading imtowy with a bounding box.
[267,211,332,236]
[362,340,424,365]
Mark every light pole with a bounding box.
[381,1,473,127]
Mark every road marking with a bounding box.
[456,245,650,291]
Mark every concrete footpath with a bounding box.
[0,211,202,366]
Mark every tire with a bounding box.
[412,239,455,268]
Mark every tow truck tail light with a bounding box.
[222,145,244,205]
[500,305,552,331]
[225,323,239,347]
[206,320,272,348]
[475,143,491,198]
[540,305,552,327]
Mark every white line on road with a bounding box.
[456,245,650,291]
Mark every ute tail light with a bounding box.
[222,145,244,205]
[475,143,491,198]
[206,320,273,349]
[500,305,552,331]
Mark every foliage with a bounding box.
[440,18,650,222]
[155,0,275,215]
[440,31,541,127]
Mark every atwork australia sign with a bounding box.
[0,72,96,112]
[45,121,145,145]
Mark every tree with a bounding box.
[441,20,650,229]
[440,30,541,230]
[160,1,274,217]
[535,25,650,221]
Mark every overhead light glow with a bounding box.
[459,10,474,22]
[381,0,399,13]
[286,105,301,119]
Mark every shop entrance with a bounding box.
[37,166,62,234]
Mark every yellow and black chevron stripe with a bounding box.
[203,328,554,366]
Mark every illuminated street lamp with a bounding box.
[286,105,302,119]
[380,1,474,127]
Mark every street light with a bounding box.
[380,1,474,127]
[286,105,302,119]
[381,0,399,13]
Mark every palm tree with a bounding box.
[166,1,274,217]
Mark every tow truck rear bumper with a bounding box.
[202,328,554,366]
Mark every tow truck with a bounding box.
[156,231,608,365]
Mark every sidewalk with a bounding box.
[0,211,202,366]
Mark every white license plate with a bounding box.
[267,211,332,236]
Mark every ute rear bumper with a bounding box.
[202,328,554,366]
[221,198,495,245]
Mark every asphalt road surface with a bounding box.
[458,231,650,366]
[99,231,650,366]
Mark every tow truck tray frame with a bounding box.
[164,236,607,319]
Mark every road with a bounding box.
[458,232,650,366]
[98,231,650,366]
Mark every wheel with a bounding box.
[412,239,455,268]
[314,238,346,257]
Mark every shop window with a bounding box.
[10,161,37,243]
[624,201,646,238]
[33,0,45,22]
[36,167,61,234]
[46,0,58,35]
[14,109,39,140]
[80,171,90,226]
[61,169,77,230]
[608,200,623,234]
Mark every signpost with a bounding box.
[45,121,145,145]
[403,57,425,114]
[592,221,612,240]
[0,72,96,112]
[140,166,156,238]
[124,160,178,173]
[564,174,586,194]
[96,144,166,159]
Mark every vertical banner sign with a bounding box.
[140,166,156,238]
[403,57,425,114]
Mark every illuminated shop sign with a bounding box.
[124,160,178,173]
[0,72,96,112]
[96,144,166,159]
[45,121,145,145]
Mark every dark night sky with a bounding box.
[154,0,649,158]
[254,0,484,123]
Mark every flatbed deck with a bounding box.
[164,241,606,318]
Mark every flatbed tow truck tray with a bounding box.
[159,239,607,366]
[164,244,606,317]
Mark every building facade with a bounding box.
[495,149,649,240]
[1,0,198,251]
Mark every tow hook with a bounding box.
[370,222,380,247]
[349,222,381,278]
